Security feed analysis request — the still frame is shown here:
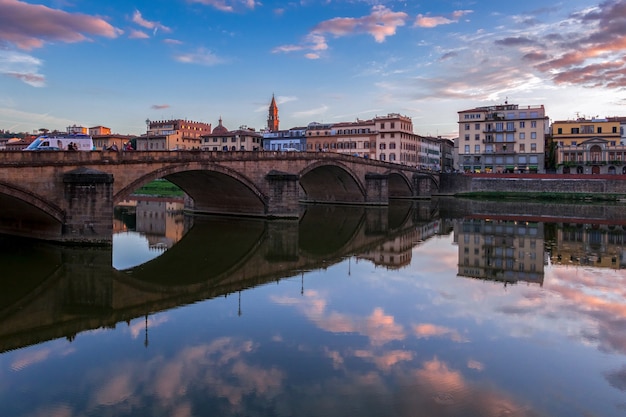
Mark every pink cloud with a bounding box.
[0,0,121,50]
[131,10,171,34]
[530,1,626,88]
[413,323,468,342]
[414,10,473,28]
[129,30,150,40]
[312,5,407,43]
[273,5,406,58]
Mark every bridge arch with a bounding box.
[298,160,367,203]
[386,170,413,198]
[0,181,65,239]
[115,162,269,216]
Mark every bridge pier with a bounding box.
[63,168,114,245]
[264,220,299,262]
[265,171,300,218]
[412,174,434,198]
[364,173,389,205]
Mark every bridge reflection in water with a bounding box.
[2,197,626,355]
[0,200,440,354]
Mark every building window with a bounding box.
[464,145,470,153]
[557,128,562,134]
[475,134,480,140]
[474,145,480,153]
[571,128,579,134]
[475,124,480,130]
[597,127,602,133]
[465,134,470,141]
[520,121,525,128]
[531,132,537,139]
[531,121,537,128]
[582,125,594,134]
[465,124,470,130]
[531,143,537,151]
[519,132,525,139]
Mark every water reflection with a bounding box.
[0,197,625,416]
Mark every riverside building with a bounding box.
[457,103,548,173]
[201,118,262,151]
[553,118,626,174]
[137,119,212,151]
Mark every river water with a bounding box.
[0,197,625,417]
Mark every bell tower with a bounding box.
[267,94,279,132]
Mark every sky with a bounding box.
[1,0,625,138]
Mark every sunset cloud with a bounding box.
[188,0,256,13]
[273,6,406,58]
[0,50,45,87]
[312,5,407,43]
[131,10,171,34]
[494,0,626,89]
[0,0,121,50]
[413,323,469,342]
[414,10,473,28]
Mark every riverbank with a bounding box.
[438,173,626,201]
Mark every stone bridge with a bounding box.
[0,150,438,243]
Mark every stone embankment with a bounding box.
[438,173,626,200]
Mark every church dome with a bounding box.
[212,117,228,134]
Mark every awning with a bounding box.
[505,165,515,169]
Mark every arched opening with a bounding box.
[590,145,602,163]
[299,165,365,204]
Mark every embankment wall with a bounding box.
[438,173,626,197]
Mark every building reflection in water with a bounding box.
[358,220,443,269]
[115,196,186,251]
[453,217,626,288]
[548,222,626,269]
[454,218,545,286]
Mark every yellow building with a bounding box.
[457,103,548,173]
[552,118,625,174]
